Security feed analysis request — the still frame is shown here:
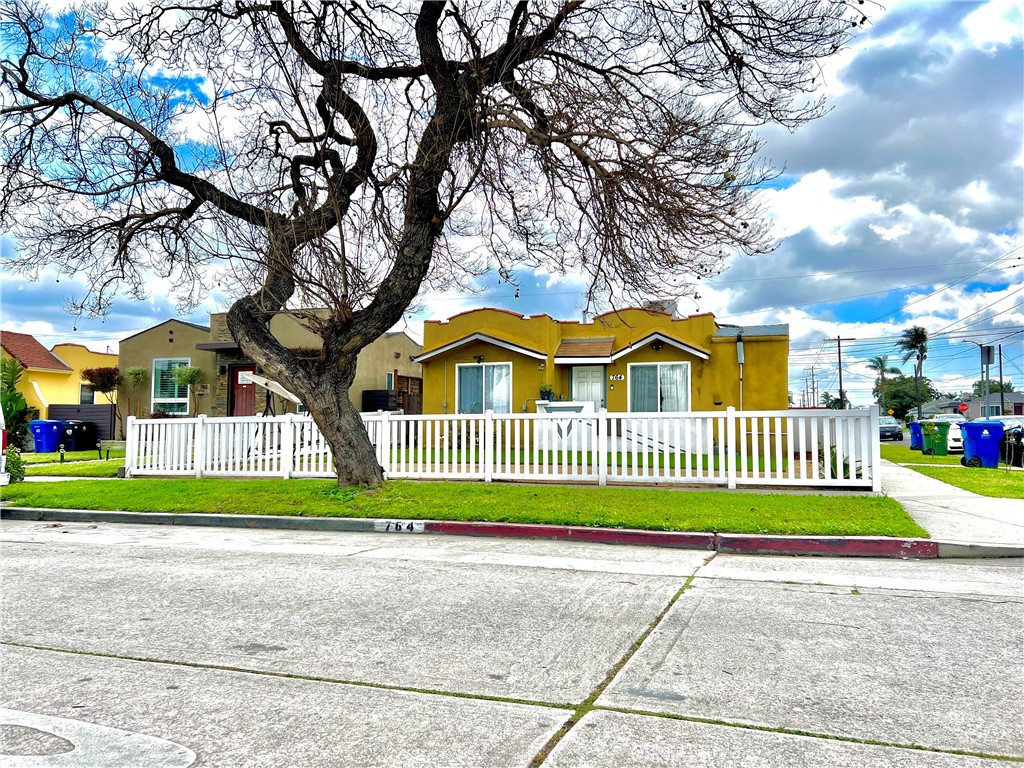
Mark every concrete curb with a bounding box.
[2,507,1022,559]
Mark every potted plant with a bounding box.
[539,383,554,401]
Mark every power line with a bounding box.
[862,247,1024,324]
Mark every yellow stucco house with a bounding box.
[51,343,119,406]
[415,308,789,415]
[0,331,117,418]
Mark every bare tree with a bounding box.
[1,1,863,485]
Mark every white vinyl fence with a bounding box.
[125,407,881,491]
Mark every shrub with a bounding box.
[172,366,206,416]
[5,446,26,483]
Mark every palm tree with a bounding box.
[896,326,929,420]
[820,390,849,410]
[866,354,901,413]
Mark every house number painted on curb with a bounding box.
[374,520,426,533]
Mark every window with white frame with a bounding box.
[628,362,690,412]
[456,362,512,414]
[152,358,190,414]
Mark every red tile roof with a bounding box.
[0,330,73,371]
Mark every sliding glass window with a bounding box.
[628,363,690,412]
[456,363,512,414]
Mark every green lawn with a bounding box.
[0,478,927,538]
[22,449,126,465]
[880,443,962,466]
[908,466,1024,499]
[25,459,124,478]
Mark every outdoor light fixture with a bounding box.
[651,340,664,352]
[474,355,485,364]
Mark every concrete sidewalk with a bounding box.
[881,459,1024,546]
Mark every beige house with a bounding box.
[118,312,422,423]
[116,319,217,419]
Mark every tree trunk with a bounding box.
[301,374,384,487]
[914,374,922,420]
[226,299,384,487]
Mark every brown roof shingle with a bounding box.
[554,337,615,358]
[0,330,73,371]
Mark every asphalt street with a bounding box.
[1,520,1021,767]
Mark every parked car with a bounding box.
[1,408,8,486]
[879,416,903,441]
[992,416,1024,433]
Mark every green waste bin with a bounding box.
[921,421,950,456]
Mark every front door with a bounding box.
[231,366,256,416]
[572,366,605,409]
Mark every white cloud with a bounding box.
[758,170,884,244]
[962,0,1024,47]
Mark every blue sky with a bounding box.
[1,0,1021,406]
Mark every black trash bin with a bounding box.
[1003,428,1024,468]
[61,420,98,452]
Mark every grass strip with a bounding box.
[21,449,126,465]
[907,465,1024,499]
[0,478,926,537]
[26,460,124,478]
[879,444,962,466]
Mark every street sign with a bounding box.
[958,402,969,413]
[887,409,894,415]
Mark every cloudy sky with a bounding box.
[1,0,1021,406]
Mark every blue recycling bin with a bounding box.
[908,422,923,451]
[960,421,1005,469]
[29,419,64,453]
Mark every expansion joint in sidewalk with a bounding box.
[592,706,1024,763]
[528,574,697,767]
[0,641,574,712]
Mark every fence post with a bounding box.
[194,415,206,479]
[380,410,391,478]
[282,414,294,479]
[726,407,737,490]
[483,410,494,483]
[597,409,608,486]
[124,416,137,478]
[870,405,882,492]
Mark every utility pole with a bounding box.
[804,366,818,407]
[835,337,854,409]
[982,345,994,417]
[999,344,1005,416]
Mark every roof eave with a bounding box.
[414,333,546,363]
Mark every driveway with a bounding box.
[1,520,1021,766]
